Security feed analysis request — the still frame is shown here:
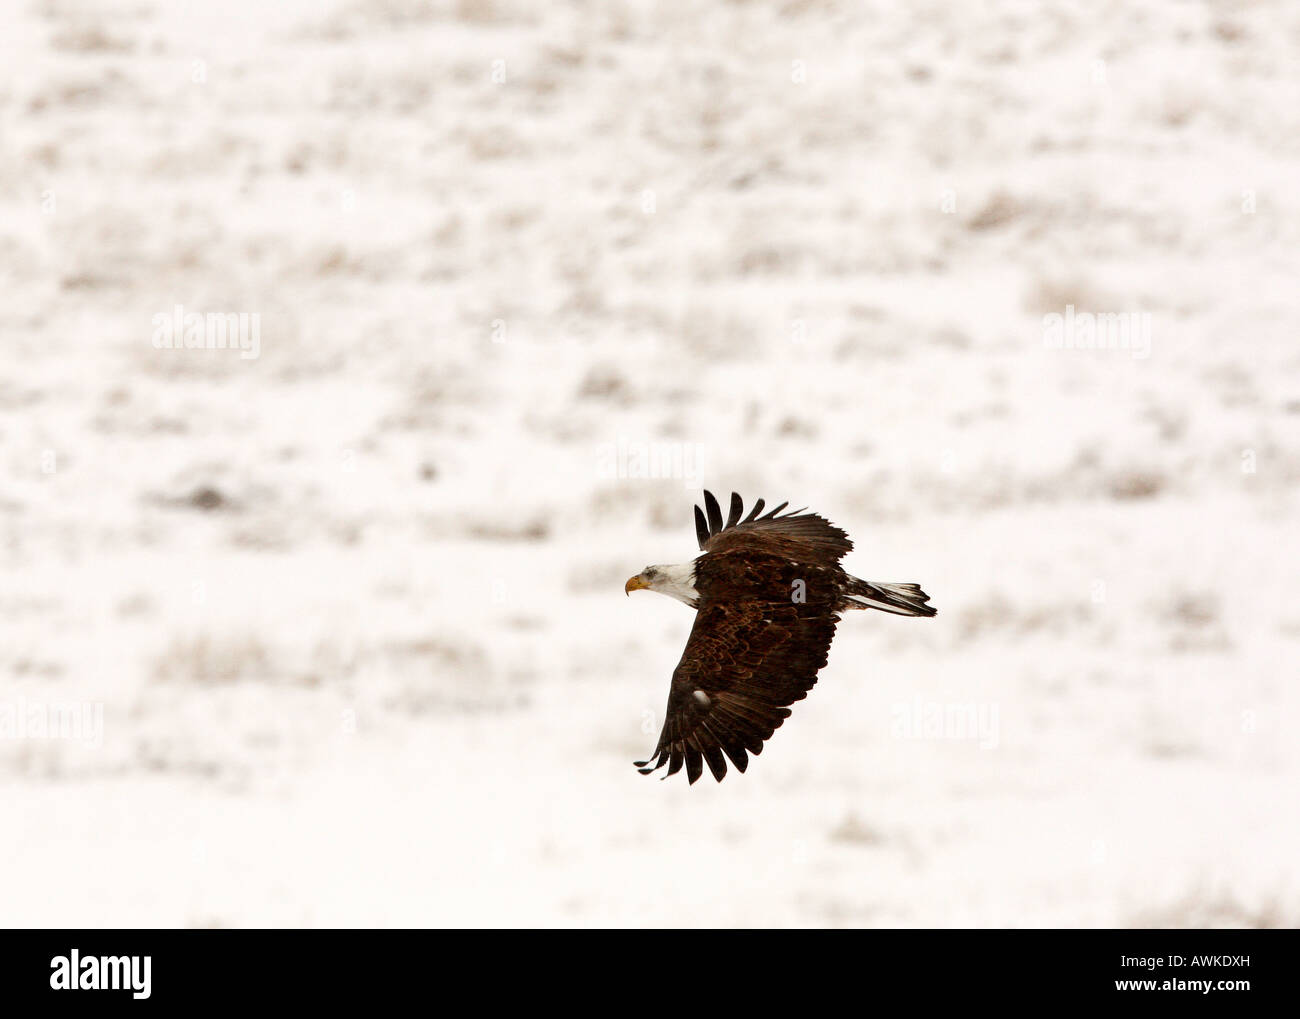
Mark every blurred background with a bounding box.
[2,0,1297,927]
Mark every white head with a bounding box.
[625,562,699,608]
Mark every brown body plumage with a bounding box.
[627,491,936,784]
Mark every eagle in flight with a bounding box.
[626,491,936,783]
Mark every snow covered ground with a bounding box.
[2,0,1297,927]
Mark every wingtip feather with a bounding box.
[703,490,723,536]
[726,492,743,529]
[693,505,709,548]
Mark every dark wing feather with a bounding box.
[693,505,709,549]
[692,490,852,564]
[725,492,743,529]
[703,490,724,537]
[636,552,842,783]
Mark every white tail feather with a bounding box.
[842,579,936,617]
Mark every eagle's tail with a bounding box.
[841,578,937,617]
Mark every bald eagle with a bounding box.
[625,491,936,783]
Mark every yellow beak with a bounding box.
[625,575,648,596]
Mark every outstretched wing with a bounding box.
[693,490,852,566]
[636,553,842,783]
